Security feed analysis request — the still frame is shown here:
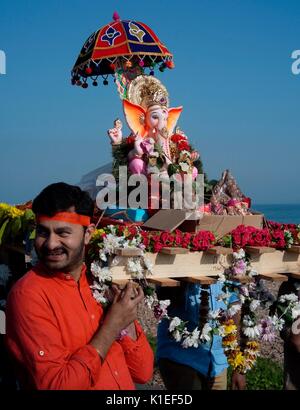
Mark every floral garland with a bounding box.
[87,224,300,374]
[0,202,35,245]
[228,224,300,249]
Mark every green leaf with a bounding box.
[0,219,9,245]
[10,217,22,237]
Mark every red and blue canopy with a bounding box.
[71,15,173,84]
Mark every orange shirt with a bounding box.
[5,264,154,390]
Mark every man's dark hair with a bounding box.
[32,182,94,217]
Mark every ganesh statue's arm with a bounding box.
[107,118,123,145]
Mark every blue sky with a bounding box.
[0,0,299,204]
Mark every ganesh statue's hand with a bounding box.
[107,118,123,145]
[128,133,144,160]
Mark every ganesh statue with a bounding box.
[107,75,200,179]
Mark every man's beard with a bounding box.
[35,238,85,272]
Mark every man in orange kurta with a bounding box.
[5,182,153,390]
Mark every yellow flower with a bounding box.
[246,341,259,350]
[0,203,24,219]
[7,207,24,218]
[91,228,106,240]
[224,323,237,336]
[0,203,10,210]
[231,352,245,369]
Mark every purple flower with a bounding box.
[259,318,276,342]
[153,300,170,321]
[233,259,247,275]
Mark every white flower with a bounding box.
[90,280,102,291]
[92,289,108,305]
[182,328,200,349]
[227,303,241,317]
[218,273,226,283]
[159,299,171,309]
[179,162,190,172]
[169,316,182,332]
[99,251,107,262]
[103,233,124,254]
[173,329,183,342]
[243,315,254,326]
[279,293,298,304]
[90,262,112,282]
[144,295,155,309]
[200,323,212,343]
[250,299,260,312]
[143,257,154,274]
[126,258,144,278]
[271,315,285,332]
[233,249,245,260]
[248,269,258,277]
[208,309,221,320]
[217,325,226,337]
[243,325,261,339]
[292,303,300,319]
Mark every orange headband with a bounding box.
[36,212,91,226]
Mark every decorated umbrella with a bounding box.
[71,12,174,92]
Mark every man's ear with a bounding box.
[84,224,95,245]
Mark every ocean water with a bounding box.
[253,204,300,224]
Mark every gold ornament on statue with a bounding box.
[127,75,169,109]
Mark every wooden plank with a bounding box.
[142,209,187,232]
[206,274,253,284]
[112,279,142,290]
[112,279,128,287]
[147,277,181,287]
[179,276,217,285]
[110,249,300,280]
[287,245,300,254]
[258,273,288,282]
[115,248,143,257]
[206,246,233,255]
[230,275,253,284]
[159,247,189,255]
[290,272,300,280]
[245,246,276,255]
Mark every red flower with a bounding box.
[126,136,135,146]
[129,226,138,236]
[171,134,187,143]
[178,141,191,152]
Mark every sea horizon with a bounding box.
[252,204,300,224]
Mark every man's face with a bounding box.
[34,219,89,272]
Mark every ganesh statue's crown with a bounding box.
[127,75,169,109]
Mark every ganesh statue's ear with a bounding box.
[123,99,147,137]
[167,106,183,135]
